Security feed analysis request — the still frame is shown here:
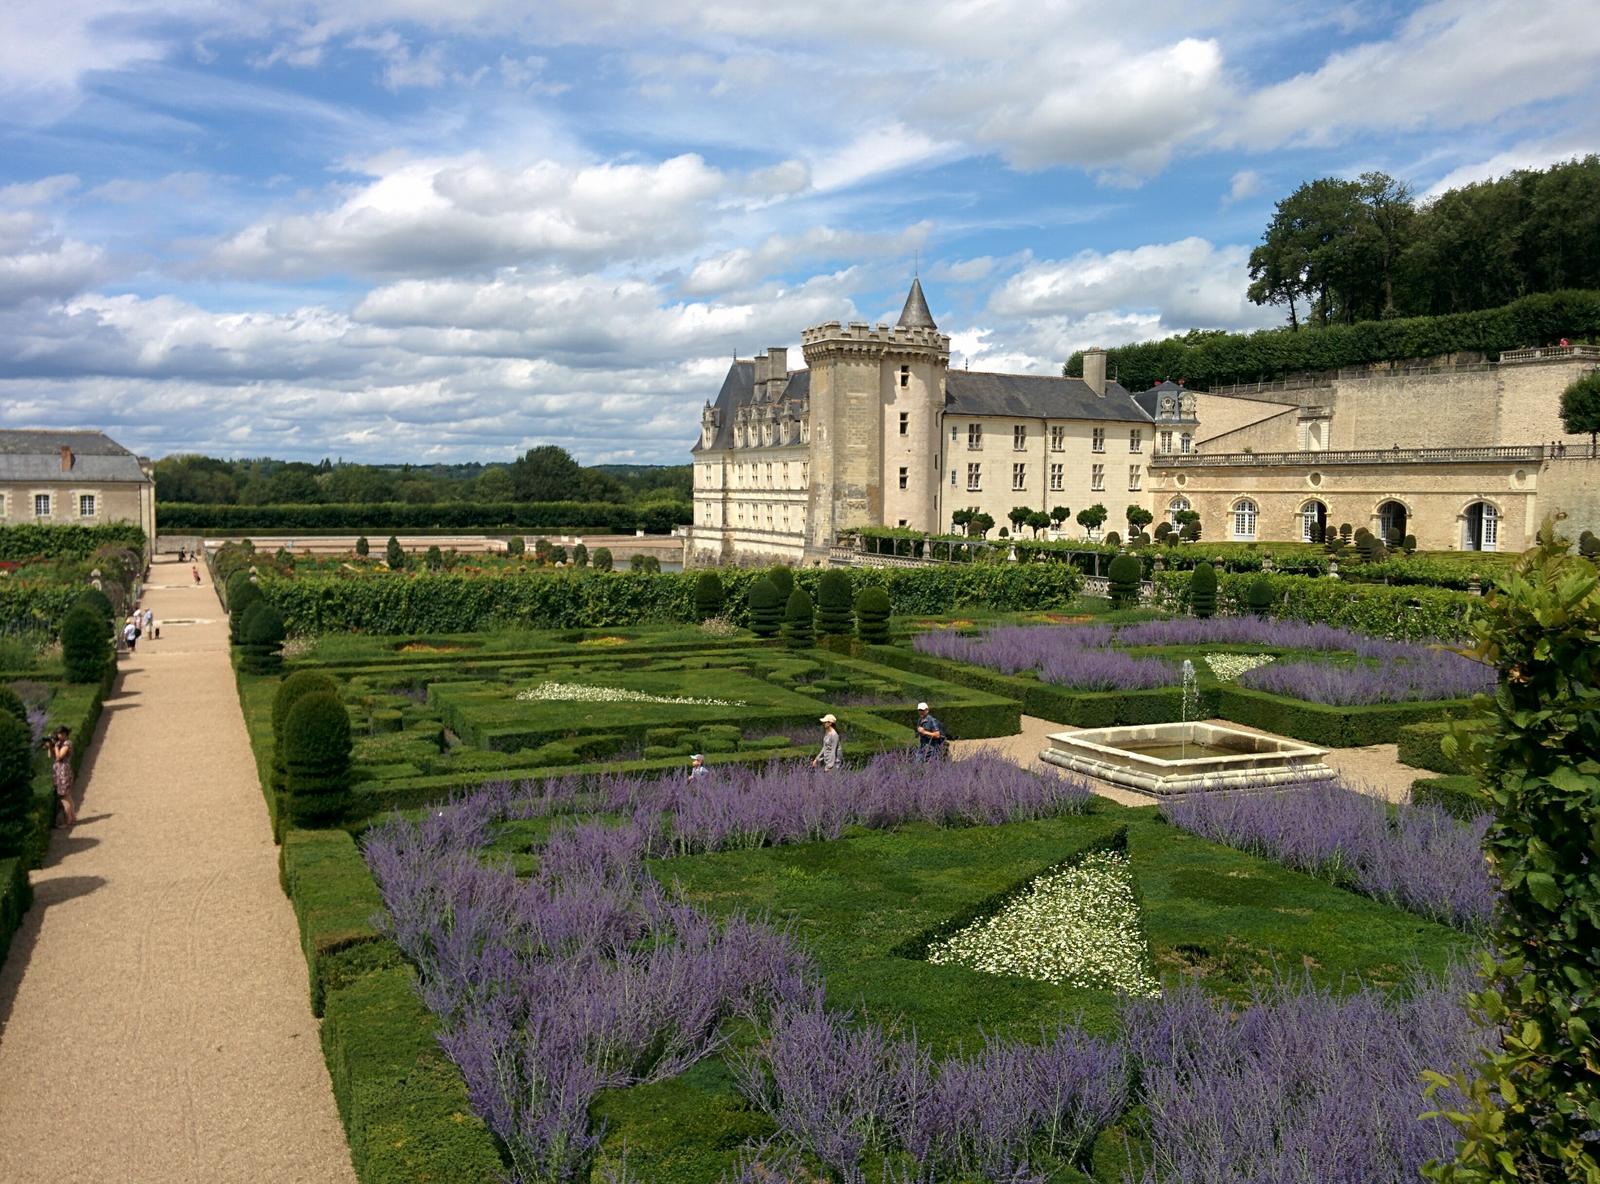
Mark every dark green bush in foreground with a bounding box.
[1107,554,1141,609]
[0,687,26,726]
[73,587,115,626]
[284,691,353,827]
[1411,775,1485,822]
[694,571,724,620]
[1190,561,1217,618]
[1245,576,1276,616]
[60,605,111,683]
[0,856,30,970]
[816,569,855,637]
[237,601,287,674]
[856,585,892,644]
[748,578,781,639]
[593,547,613,571]
[782,587,815,649]
[272,671,341,829]
[0,713,33,858]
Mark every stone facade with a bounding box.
[690,281,1600,562]
[0,430,156,549]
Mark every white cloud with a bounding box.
[1421,138,1599,199]
[0,175,81,207]
[1222,169,1263,206]
[0,212,106,307]
[807,124,959,192]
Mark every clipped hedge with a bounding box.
[283,691,353,827]
[257,563,1083,636]
[320,966,506,1184]
[158,499,690,533]
[1397,718,1492,775]
[279,829,400,1015]
[1410,774,1486,821]
[0,522,146,562]
[0,855,29,972]
[1214,685,1470,748]
[1154,569,1475,640]
[1065,288,1600,391]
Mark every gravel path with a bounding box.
[0,559,355,1183]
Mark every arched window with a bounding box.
[1377,500,1407,543]
[1464,501,1498,552]
[1299,500,1327,542]
[1167,496,1190,529]
[1231,499,1258,541]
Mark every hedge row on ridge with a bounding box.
[157,499,690,533]
[256,564,1084,635]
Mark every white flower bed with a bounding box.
[927,850,1158,996]
[514,680,743,707]
[1204,652,1275,682]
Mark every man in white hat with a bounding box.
[915,702,946,761]
[812,713,842,771]
[688,753,709,780]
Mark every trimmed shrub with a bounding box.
[506,535,525,556]
[748,578,782,639]
[61,605,111,683]
[1245,576,1276,615]
[533,538,553,563]
[1410,775,1484,822]
[629,553,660,573]
[273,671,341,810]
[237,601,287,674]
[1104,530,1121,548]
[572,543,588,567]
[284,691,353,827]
[694,571,725,620]
[0,712,32,858]
[1190,561,1218,618]
[768,565,794,601]
[385,536,404,570]
[1107,554,1141,609]
[424,545,442,571]
[228,578,264,644]
[0,687,26,727]
[782,587,815,649]
[815,570,855,637]
[856,585,892,644]
[1402,534,1418,554]
[73,587,115,625]
[592,547,613,571]
[355,535,369,557]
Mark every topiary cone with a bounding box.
[283,691,353,828]
[855,585,892,644]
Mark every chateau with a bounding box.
[689,280,1600,563]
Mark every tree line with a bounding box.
[154,446,690,507]
[1246,156,1600,328]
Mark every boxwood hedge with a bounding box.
[158,499,690,533]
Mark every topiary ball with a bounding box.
[694,571,725,620]
[0,712,34,857]
[1245,576,1275,616]
[1107,553,1142,609]
[237,600,287,674]
[855,585,892,644]
[61,605,111,683]
[593,547,613,572]
[283,691,352,828]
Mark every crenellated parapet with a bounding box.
[801,320,951,361]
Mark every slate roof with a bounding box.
[0,429,150,483]
[897,277,937,330]
[945,371,1152,423]
[693,363,812,453]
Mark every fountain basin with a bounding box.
[1041,722,1332,795]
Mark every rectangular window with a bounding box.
[967,423,983,450]
[1159,431,1173,453]
[33,493,50,517]
[1013,424,1026,450]
[1050,426,1066,452]
[1049,463,1064,492]
[79,494,95,517]
[897,518,908,528]
[898,466,909,490]
[781,462,790,486]
[1180,434,1192,454]
[899,412,909,436]
[1012,462,1026,491]
[1091,464,1105,491]
[950,469,957,486]
[951,423,959,440]
[1092,428,1105,453]
[900,365,910,389]
[1128,464,1142,491]
[966,463,982,491]
[1129,429,1142,452]
[801,462,809,484]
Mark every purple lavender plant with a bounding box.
[1239,649,1494,705]
[1121,965,1489,1184]
[1162,781,1495,930]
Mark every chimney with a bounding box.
[767,347,788,399]
[1083,348,1107,396]
[60,445,73,472]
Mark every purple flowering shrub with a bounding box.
[1163,781,1495,930]
[1238,649,1494,705]
[1121,966,1490,1184]
[734,997,1126,1182]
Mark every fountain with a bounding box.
[1040,658,1334,796]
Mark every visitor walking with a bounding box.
[123,616,138,653]
[46,727,75,828]
[142,607,154,638]
[688,753,709,780]
[812,713,842,771]
[192,565,201,585]
[915,702,946,761]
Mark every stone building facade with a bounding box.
[0,430,156,548]
[689,280,1600,563]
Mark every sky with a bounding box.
[1,1,1597,466]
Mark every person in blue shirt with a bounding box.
[915,702,946,761]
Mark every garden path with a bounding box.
[0,557,355,1183]
[953,715,1417,804]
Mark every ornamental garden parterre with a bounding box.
[12,528,1591,1183]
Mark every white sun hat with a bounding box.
[819,713,837,724]
[917,702,929,711]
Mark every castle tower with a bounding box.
[801,279,950,553]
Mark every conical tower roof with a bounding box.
[896,277,937,330]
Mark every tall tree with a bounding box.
[509,445,586,502]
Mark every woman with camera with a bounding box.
[45,727,76,828]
